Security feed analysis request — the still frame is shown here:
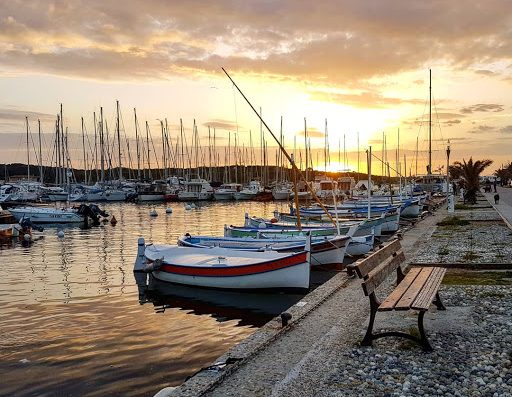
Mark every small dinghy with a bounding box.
[178,233,351,266]
[134,236,312,291]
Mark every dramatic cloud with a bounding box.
[1,0,512,86]
[460,104,504,114]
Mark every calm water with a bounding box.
[0,201,311,397]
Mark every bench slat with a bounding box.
[353,239,402,278]
[411,267,446,310]
[378,267,422,311]
[361,250,406,296]
[394,267,434,310]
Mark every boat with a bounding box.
[345,234,374,256]
[178,178,214,201]
[134,236,311,290]
[178,233,351,266]
[234,180,262,200]
[272,183,292,200]
[9,206,84,223]
[213,183,242,200]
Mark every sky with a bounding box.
[1,0,512,176]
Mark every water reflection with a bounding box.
[135,273,307,328]
[0,201,294,397]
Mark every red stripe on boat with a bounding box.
[157,252,307,277]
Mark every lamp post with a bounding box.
[446,140,454,212]
[446,140,451,194]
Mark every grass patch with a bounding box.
[462,252,480,261]
[437,216,470,227]
[442,271,512,285]
[455,203,473,210]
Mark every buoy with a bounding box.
[57,230,65,238]
[185,204,192,210]
[258,222,267,229]
[110,215,117,225]
[166,207,173,214]
[23,233,31,242]
[150,209,158,217]
[190,203,196,209]
[270,218,278,223]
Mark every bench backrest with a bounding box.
[351,239,405,296]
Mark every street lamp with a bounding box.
[446,140,451,195]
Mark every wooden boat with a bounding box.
[177,233,351,266]
[134,237,311,290]
[8,206,84,223]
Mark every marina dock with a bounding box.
[160,190,512,397]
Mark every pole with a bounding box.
[26,116,30,181]
[38,119,43,183]
[116,100,122,181]
[222,67,336,225]
[429,69,432,175]
[367,146,372,220]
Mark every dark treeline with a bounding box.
[0,163,392,186]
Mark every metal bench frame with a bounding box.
[350,239,446,352]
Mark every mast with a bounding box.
[145,121,152,179]
[134,108,141,181]
[94,111,99,183]
[429,68,432,175]
[116,100,122,180]
[304,118,308,181]
[60,104,65,185]
[81,117,87,183]
[38,118,43,183]
[100,107,105,183]
[367,146,372,219]
[26,116,30,181]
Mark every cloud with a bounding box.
[468,124,496,134]
[0,108,56,122]
[1,0,512,87]
[442,119,462,127]
[474,69,495,76]
[296,127,325,138]
[460,104,504,114]
[309,90,423,108]
[202,119,240,131]
[499,125,512,134]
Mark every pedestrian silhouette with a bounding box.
[493,180,497,192]
[494,193,500,204]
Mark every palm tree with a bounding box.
[449,158,493,204]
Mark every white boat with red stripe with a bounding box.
[134,236,311,291]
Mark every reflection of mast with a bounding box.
[429,69,432,175]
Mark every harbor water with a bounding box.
[0,201,310,397]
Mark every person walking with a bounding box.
[494,193,500,204]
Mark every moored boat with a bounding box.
[134,237,311,290]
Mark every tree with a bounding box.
[494,163,512,186]
[450,158,493,204]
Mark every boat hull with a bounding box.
[145,246,310,290]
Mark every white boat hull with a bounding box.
[346,234,374,256]
[272,190,291,200]
[9,207,83,223]
[143,244,310,290]
[138,194,166,202]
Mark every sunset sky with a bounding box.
[1,0,512,176]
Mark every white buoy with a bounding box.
[165,207,173,214]
[57,230,65,238]
[23,234,31,242]
[258,222,267,229]
[150,209,158,217]
[185,204,192,210]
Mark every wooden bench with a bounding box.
[348,239,446,351]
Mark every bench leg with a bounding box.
[361,307,377,346]
[433,292,446,311]
[418,311,433,352]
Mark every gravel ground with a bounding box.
[321,285,512,397]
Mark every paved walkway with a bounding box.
[482,186,512,228]
[161,209,447,397]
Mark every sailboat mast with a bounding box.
[38,118,43,183]
[81,117,87,183]
[116,100,122,180]
[429,68,432,175]
[134,108,141,181]
[100,107,105,183]
[304,118,308,181]
[26,116,30,181]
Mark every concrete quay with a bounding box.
[158,195,512,397]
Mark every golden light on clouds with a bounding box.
[0,1,512,174]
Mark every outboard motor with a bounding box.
[20,217,44,232]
